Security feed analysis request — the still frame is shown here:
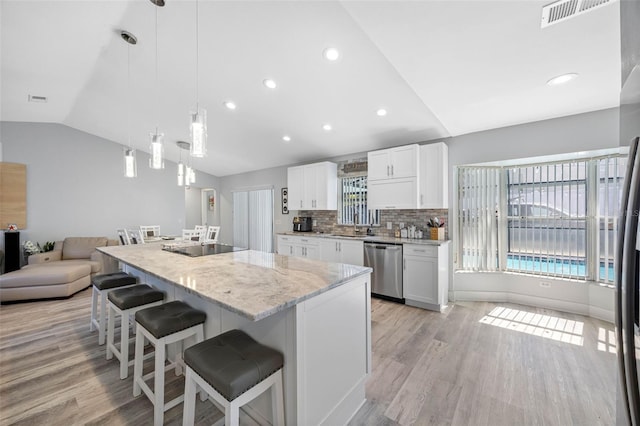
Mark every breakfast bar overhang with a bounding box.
[98,244,372,425]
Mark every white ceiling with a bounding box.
[0,0,621,177]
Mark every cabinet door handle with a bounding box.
[335,242,338,252]
[421,194,424,205]
[339,242,341,252]
[391,165,394,176]
[289,246,293,255]
[385,206,395,209]
[414,249,426,253]
[300,200,303,208]
[387,165,390,176]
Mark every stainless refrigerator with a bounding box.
[617,136,640,425]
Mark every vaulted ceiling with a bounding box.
[0,0,621,176]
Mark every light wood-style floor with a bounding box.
[0,288,616,426]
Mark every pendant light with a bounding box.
[121,30,138,178]
[176,141,189,186]
[149,0,164,169]
[189,0,207,158]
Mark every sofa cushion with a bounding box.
[1,264,91,289]
[62,237,108,260]
[59,259,102,274]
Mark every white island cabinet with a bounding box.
[403,242,449,312]
[99,244,372,426]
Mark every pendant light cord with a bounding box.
[127,43,131,149]
[195,0,199,110]
[155,6,159,134]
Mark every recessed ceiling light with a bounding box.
[282,135,291,142]
[224,101,237,110]
[322,124,332,131]
[323,47,340,61]
[547,73,578,86]
[263,79,277,89]
[376,109,387,117]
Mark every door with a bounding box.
[320,239,340,263]
[367,150,391,181]
[403,255,438,305]
[288,166,305,210]
[303,164,317,209]
[339,240,364,266]
[368,178,418,210]
[233,188,274,252]
[389,145,418,178]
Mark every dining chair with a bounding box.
[140,225,161,241]
[128,229,145,245]
[182,229,201,242]
[116,229,131,245]
[204,226,220,243]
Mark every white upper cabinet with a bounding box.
[368,144,419,209]
[287,162,337,210]
[368,144,419,181]
[419,142,449,209]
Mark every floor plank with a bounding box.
[0,289,616,425]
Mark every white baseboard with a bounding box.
[454,290,614,323]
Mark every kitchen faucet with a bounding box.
[354,213,362,234]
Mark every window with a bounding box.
[337,176,379,225]
[457,154,627,284]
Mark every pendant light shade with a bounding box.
[124,148,137,178]
[149,132,165,169]
[189,109,207,157]
[177,161,185,186]
[176,140,190,186]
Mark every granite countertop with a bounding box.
[278,232,450,246]
[98,244,371,322]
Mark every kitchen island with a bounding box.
[98,243,372,426]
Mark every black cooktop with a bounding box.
[163,243,247,257]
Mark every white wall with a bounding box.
[217,166,289,245]
[0,121,220,250]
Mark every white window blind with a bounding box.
[232,188,274,252]
[338,176,379,225]
[458,167,500,271]
[597,156,627,285]
[232,191,249,249]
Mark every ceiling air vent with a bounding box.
[28,95,48,103]
[541,0,613,28]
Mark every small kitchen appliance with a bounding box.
[293,216,313,232]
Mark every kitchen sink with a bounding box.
[331,234,366,239]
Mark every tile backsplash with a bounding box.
[298,209,449,240]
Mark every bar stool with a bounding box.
[106,285,165,379]
[133,301,206,426]
[90,272,138,345]
[182,329,285,426]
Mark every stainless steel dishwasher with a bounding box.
[364,242,404,302]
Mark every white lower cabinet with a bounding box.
[277,235,320,260]
[402,243,449,312]
[278,235,363,266]
[320,238,364,266]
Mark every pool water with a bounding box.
[506,255,615,281]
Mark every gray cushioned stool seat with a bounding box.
[92,272,137,290]
[184,329,284,401]
[135,301,206,339]
[108,285,164,310]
